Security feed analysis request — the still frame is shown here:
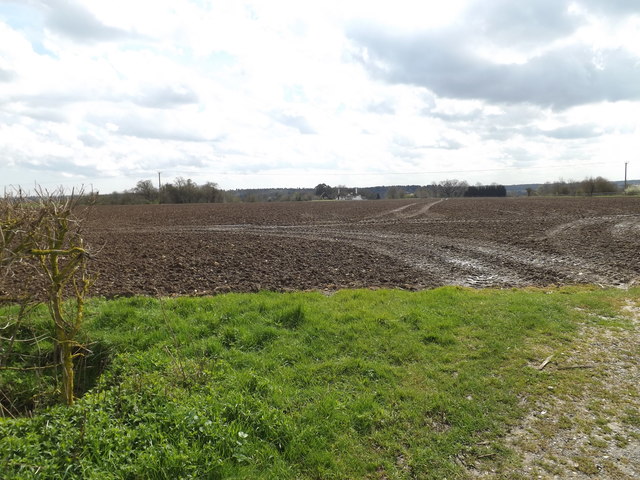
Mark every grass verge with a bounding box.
[1,286,637,479]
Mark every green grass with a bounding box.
[0,286,636,479]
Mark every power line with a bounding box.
[161,161,612,177]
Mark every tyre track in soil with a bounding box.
[365,199,445,220]
[184,199,634,289]
[194,221,625,289]
[77,197,640,296]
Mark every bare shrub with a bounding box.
[1,188,94,408]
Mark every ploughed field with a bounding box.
[84,197,640,296]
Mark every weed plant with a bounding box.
[1,286,636,479]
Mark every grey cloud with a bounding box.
[480,125,524,141]
[390,136,462,159]
[0,68,17,82]
[389,136,424,160]
[21,108,67,123]
[1,96,69,122]
[78,133,104,147]
[433,138,464,150]
[273,113,316,134]
[351,25,640,109]
[25,156,102,177]
[133,85,199,109]
[349,0,640,109]
[14,91,96,108]
[579,0,640,15]
[40,0,135,42]
[87,113,219,143]
[481,123,602,142]
[541,124,603,139]
[474,120,603,143]
[479,121,553,141]
[501,147,540,168]
[485,105,543,126]
[468,0,580,46]
[464,106,544,140]
[426,101,602,143]
[389,146,423,160]
[427,108,484,123]
[14,84,198,111]
[392,135,417,148]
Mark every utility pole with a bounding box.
[624,162,628,191]
[158,171,162,191]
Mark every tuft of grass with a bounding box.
[276,304,305,329]
[1,286,637,479]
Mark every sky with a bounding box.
[1,0,639,193]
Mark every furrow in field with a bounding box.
[199,223,626,288]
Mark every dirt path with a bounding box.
[366,199,446,220]
[470,298,640,479]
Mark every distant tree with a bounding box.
[464,184,506,197]
[414,186,432,198]
[200,182,220,203]
[438,179,468,197]
[314,183,334,199]
[581,177,597,196]
[594,176,618,195]
[163,177,200,203]
[133,180,158,203]
[386,186,405,199]
[538,179,579,196]
[579,176,618,196]
[625,185,640,196]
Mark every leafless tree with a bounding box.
[438,179,468,197]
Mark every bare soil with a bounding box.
[80,197,640,297]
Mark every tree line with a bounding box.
[95,175,631,205]
[532,177,620,197]
[464,185,507,197]
[98,178,227,205]
[97,178,510,204]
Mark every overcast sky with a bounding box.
[1,0,639,192]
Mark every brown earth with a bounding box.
[80,196,640,297]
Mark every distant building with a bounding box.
[336,187,364,201]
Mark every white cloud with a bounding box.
[1,0,639,191]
